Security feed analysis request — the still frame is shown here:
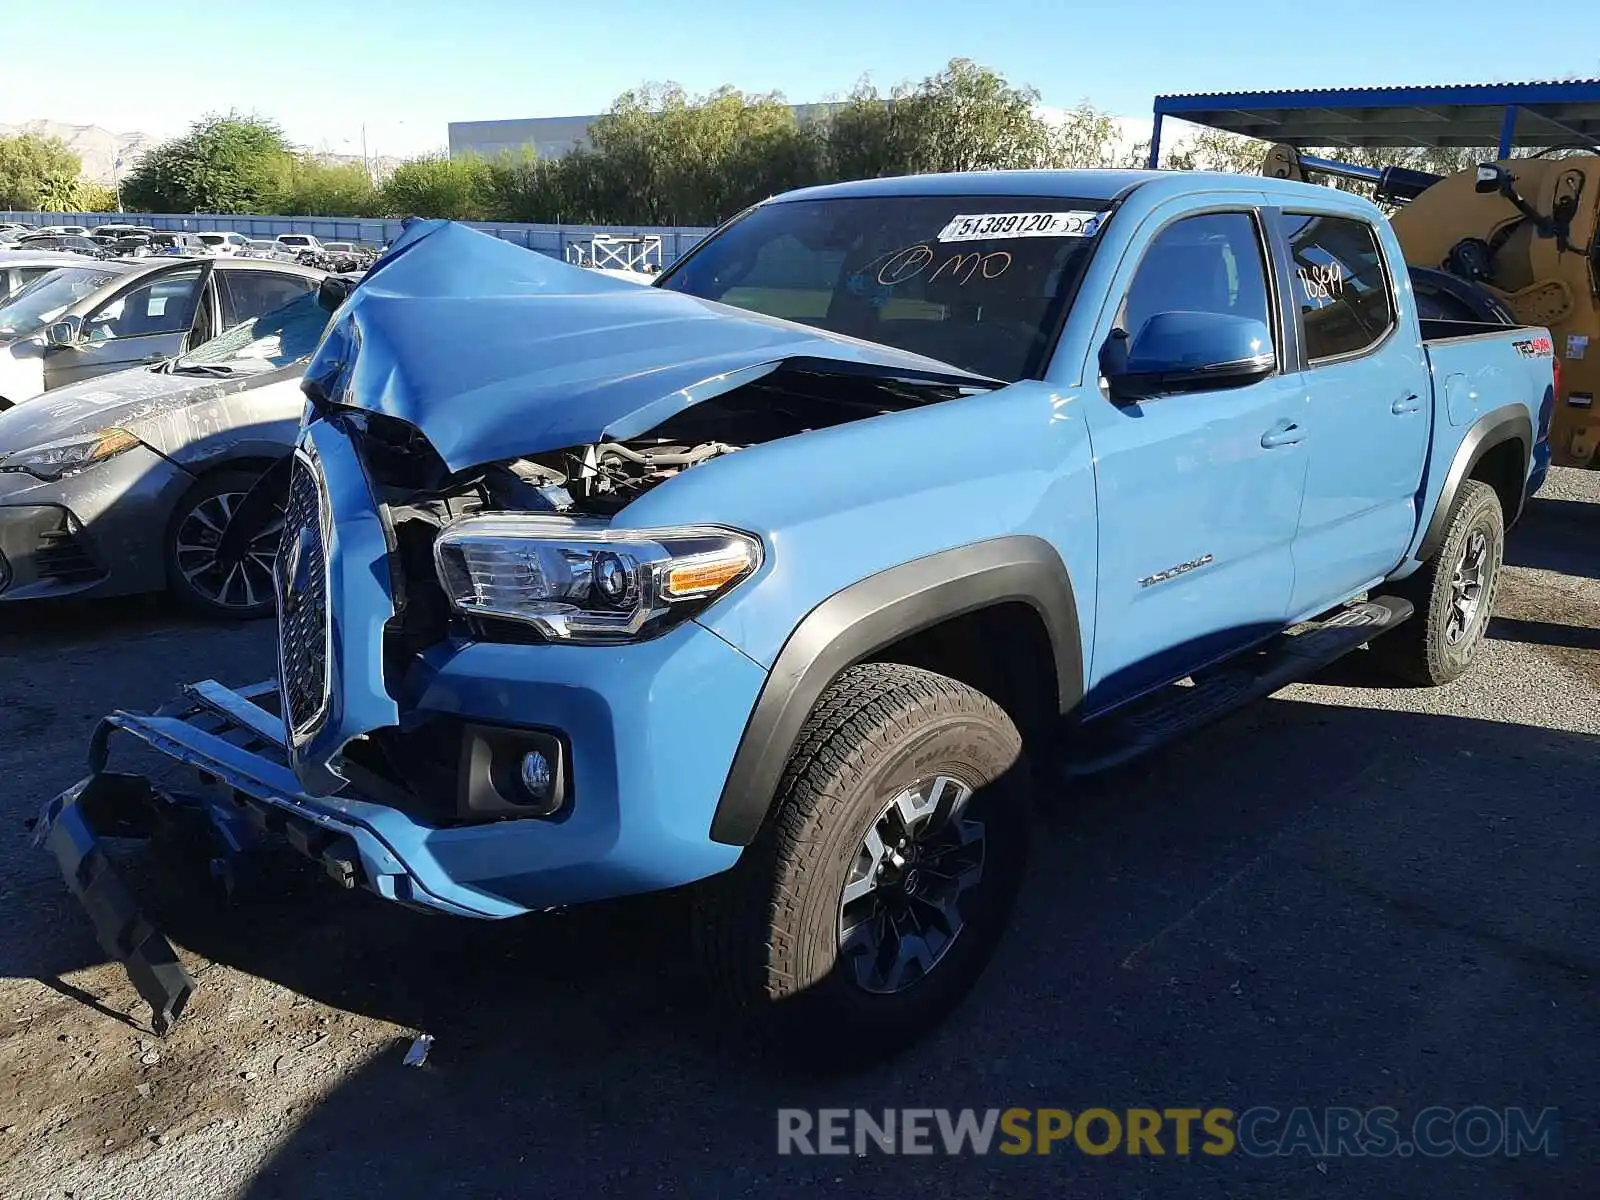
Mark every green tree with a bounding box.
[825,59,1058,179]
[271,158,380,216]
[579,84,822,225]
[121,113,294,213]
[1162,127,1270,173]
[74,183,120,213]
[0,133,84,210]
[1047,102,1123,168]
[379,153,497,220]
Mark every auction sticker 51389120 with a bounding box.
[937,211,1106,241]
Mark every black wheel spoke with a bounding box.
[837,774,987,995]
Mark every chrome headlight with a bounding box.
[432,515,762,643]
[0,427,141,481]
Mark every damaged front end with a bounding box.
[38,220,1001,1034]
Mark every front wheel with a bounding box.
[164,469,284,620]
[693,663,1031,1067]
[1373,478,1505,685]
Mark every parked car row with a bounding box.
[0,221,384,266]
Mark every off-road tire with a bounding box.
[1373,479,1505,686]
[692,662,1031,1068]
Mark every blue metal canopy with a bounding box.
[1148,79,1600,167]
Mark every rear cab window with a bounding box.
[657,195,1112,381]
[1280,213,1396,362]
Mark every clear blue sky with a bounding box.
[6,0,1595,156]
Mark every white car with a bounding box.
[274,234,322,254]
[36,226,90,237]
[196,232,250,256]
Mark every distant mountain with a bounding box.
[0,119,160,186]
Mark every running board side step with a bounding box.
[1064,596,1414,777]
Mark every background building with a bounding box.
[448,103,841,160]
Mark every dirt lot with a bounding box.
[1,470,1596,1200]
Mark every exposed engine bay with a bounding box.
[347,364,987,668]
[500,437,741,516]
[358,364,981,518]
[494,365,979,515]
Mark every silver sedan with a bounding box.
[0,282,346,617]
[0,257,325,409]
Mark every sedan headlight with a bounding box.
[0,427,142,481]
[432,515,762,643]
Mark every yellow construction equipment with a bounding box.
[1266,144,1596,468]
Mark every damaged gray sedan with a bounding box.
[0,283,347,617]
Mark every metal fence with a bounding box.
[0,210,715,265]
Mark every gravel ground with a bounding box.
[0,469,1595,1200]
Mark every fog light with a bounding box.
[519,750,554,802]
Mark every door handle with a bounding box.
[1392,392,1422,414]
[1260,421,1305,449]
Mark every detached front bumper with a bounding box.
[34,679,541,1034]
[37,633,765,1031]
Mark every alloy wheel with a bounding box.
[1445,527,1489,646]
[837,774,987,994]
[173,491,283,611]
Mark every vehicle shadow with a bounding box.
[1487,616,1600,652]
[46,696,1580,1200]
[1505,495,1599,580]
[0,591,268,647]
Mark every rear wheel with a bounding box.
[1373,479,1504,685]
[693,663,1031,1067]
[164,469,283,619]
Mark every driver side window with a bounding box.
[86,267,204,341]
[1120,212,1274,346]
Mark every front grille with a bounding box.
[276,453,330,741]
[34,528,102,584]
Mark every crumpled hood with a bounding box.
[303,220,996,474]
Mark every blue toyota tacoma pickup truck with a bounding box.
[38,170,1554,1064]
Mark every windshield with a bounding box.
[657,194,1111,380]
[173,288,328,372]
[0,267,120,338]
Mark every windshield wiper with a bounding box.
[168,363,240,376]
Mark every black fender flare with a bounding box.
[1416,405,1532,563]
[708,535,1083,846]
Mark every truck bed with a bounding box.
[1419,317,1534,342]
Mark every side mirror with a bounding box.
[43,315,83,347]
[1475,163,1509,195]
[1101,311,1275,403]
[318,275,358,312]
